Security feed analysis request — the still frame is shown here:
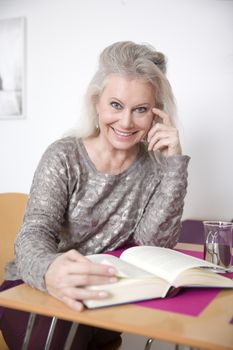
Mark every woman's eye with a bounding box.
[135,106,147,113]
[110,102,122,110]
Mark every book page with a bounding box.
[120,246,223,284]
[174,267,233,288]
[87,253,155,278]
[84,276,169,308]
[86,253,171,302]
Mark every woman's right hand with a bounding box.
[44,249,117,311]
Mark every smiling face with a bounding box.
[95,74,155,152]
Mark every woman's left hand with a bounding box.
[147,108,182,157]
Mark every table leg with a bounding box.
[44,317,58,350]
[144,338,154,350]
[144,340,184,350]
[21,313,37,350]
[63,322,79,350]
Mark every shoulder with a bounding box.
[41,136,83,161]
[44,136,79,155]
[37,136,82,171]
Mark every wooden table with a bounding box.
[0,243,232,350]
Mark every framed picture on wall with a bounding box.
[0,17,26,120]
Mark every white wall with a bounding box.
[0,0,233,221]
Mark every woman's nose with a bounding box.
[119,109,133,128]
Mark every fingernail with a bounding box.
[77,304,84,312]
[98,291,109,298]
[108,267,116,274]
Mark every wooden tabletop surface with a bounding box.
[0,243,232,350]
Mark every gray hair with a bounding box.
[76,41,176,138]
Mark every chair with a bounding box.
[179,219,204,244]
[0,193,124,350]
[0,193,72,350]
[0,192,28,349]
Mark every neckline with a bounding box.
[78,138,145,178]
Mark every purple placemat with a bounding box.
[106,247,233,317]
[135,287,220,316]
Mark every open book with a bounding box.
[85,246,233,308]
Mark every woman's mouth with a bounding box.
[111,127,137,138]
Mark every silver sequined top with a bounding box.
[5,137,190,291]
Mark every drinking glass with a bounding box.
[203,221,233,269]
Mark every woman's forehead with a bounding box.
[102,74,155,97]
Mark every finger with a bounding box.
[150,138,170,152]
[63,287,110,301]
[147,123,173,143]
[148,125,169,141]
[55,274,118,288]
[150,136,182,156]
[61,295,84,311]
[65,249,89,263]
[148,131,171,151]
[65,261,117,277]
[152,108,172,126]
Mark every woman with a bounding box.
[0,41,190,349]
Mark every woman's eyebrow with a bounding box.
[109,97,123,102]
[133,102,151,108]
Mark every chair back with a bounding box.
[0,192,28,283]
[179,219,204,244]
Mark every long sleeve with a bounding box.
[133,154,190,248]
[5,138,190,290]
[14,139,75,291]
